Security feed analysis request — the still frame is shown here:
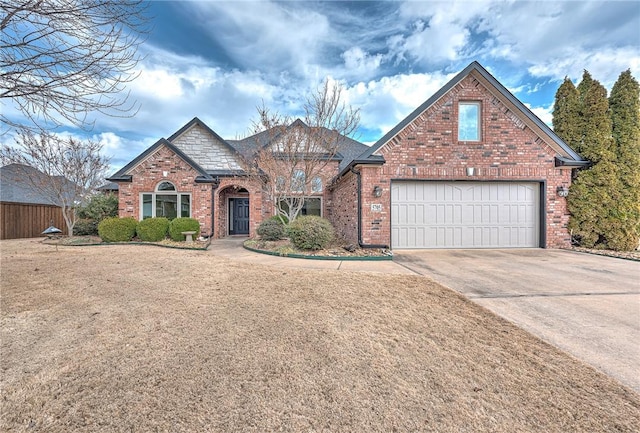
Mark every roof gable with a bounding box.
[358,61,586,163]
[108,138,213,182]
[167,117,245,171]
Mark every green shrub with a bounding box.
[269,214,289,225]
[73,218,99,236]
[136,217,169,242]
[168,217,200,241]
[287,216,334,250]
[98,217,137,242]
[257,219,285,241]
[78,193,119,221]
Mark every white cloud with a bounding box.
[526,103,553,128]
[477,1,640,85]
[388,1,492,65]
[527,47,640,89]
[342,47,383,77]
[345,71,455,136]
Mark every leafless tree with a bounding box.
[250,79,360,223]
[1,131,111,236]
[0,0,148,131]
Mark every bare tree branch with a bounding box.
[1,129,111,235]
[248,79,360,223]
[0,0,149,131]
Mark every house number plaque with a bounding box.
[371,203,382,212]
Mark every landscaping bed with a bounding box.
[569,246,640,261]
[42,235,210,250]
[244,238,391,259]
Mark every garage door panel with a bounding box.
[392,182,539,249]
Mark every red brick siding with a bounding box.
[117,146,213,236]
[362,74,573,248]
[329,170,359,243]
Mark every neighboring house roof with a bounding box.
[96,182,119,192]
[352,61,588,173]
[1,163,73,205]
[107,138,217,183]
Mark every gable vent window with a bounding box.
[141,181,191,220]
[458,102,481,141]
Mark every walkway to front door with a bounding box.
[230,198,249,235]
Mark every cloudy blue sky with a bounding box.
[5,1,640,172]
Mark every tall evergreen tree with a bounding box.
[563,70,629,250]
[576,71,616,163]
[552,77,581,150]
[608,70,640,250]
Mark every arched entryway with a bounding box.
[217,185,250,237]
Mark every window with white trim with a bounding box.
[458,101,481,141]
[311,176,323,193]
[141,181,191,220]
[291,169,305,192]
[278,197,322,217]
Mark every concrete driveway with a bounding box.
[394,249,640,393]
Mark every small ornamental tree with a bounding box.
[248,79,360,223]
[1,131,111,236]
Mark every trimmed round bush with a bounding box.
[73,218,98,236]
[168,217,200,241]
[136,217,169,242]
[287,215,334,250]
[257,219,285,241]
[98,217,137,242]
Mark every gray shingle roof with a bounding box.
[228,119,370,172]
[1,164,67,205]
[108,118,370,180]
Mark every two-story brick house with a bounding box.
[108,61,588,249]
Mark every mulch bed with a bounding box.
[244,238,390,258]
[42,235,210,250]
[568,246,640,261]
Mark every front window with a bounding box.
[279,197,322,217]
[458,102,481,141]
[311,176,323,193]
[291,170,305,192]
[141,181,190,220]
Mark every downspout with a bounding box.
[210,177,219,239]
[350,166,389,249]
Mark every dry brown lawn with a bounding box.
[1,239,639,432]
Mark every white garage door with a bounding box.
[391,181,539,249]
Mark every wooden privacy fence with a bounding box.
[0,202,66,239]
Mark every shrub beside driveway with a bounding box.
[1,239,639,432]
